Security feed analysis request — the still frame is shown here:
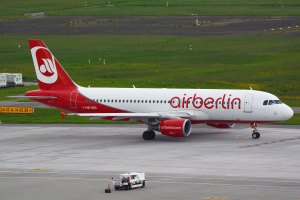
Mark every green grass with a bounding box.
[277,114,300,125]
[0,34,299,106]
[0,108,132,124]
[1,108,299,125]
[0,86,38,101]
[1,0,300,19]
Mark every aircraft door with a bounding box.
[244,94,254,113]
[70,90,78,109]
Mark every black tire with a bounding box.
[143,131,151,140]
[142,181,146,188]
[252,132,260,139]
[143,131,156,140]
[150,131,156,140]
[256,132,260,139]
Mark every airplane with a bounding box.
[25,40,294,140]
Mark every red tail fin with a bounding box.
[29,40,76,90]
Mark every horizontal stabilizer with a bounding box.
[8,96,57,100]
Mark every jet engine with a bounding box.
[160,119,191,137]
[206,123,235,128]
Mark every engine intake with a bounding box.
[160,119,191,137]
[207,123,235,129]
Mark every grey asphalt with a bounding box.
[0,124,300,200]
[1,16,300,36]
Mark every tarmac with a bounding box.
[0,124,300,200]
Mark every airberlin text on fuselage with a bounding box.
[170,93,241,109]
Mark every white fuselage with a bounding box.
[78,87,293,123]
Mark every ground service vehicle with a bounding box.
[0,74,7,88]
[112,172,146,190]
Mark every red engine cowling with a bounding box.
[160,119,191,137]
[206,123,235,128]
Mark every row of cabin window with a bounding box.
[87,99,241,105]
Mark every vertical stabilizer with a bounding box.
[29,40,76,90]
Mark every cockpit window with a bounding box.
[274,100,282,104]
[263,100,283,105]
[268,100,274,105]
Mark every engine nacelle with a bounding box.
[160,119,191,137]
[206,123,235,129]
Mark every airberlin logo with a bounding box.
[31,46,58,84]
[170,93,241,110]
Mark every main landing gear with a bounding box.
[250,123,260,139]
[143,130,156,140]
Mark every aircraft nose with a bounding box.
[283,105,294,120]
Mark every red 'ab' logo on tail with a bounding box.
[31,46,58,84]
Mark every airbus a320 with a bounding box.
[24,40,294,140]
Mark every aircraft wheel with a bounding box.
[256,132,260,139]
[252,132,260,139]
[143,131,156,140]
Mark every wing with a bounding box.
[75,111,192,122]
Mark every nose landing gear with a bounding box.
[250,123,260,139]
